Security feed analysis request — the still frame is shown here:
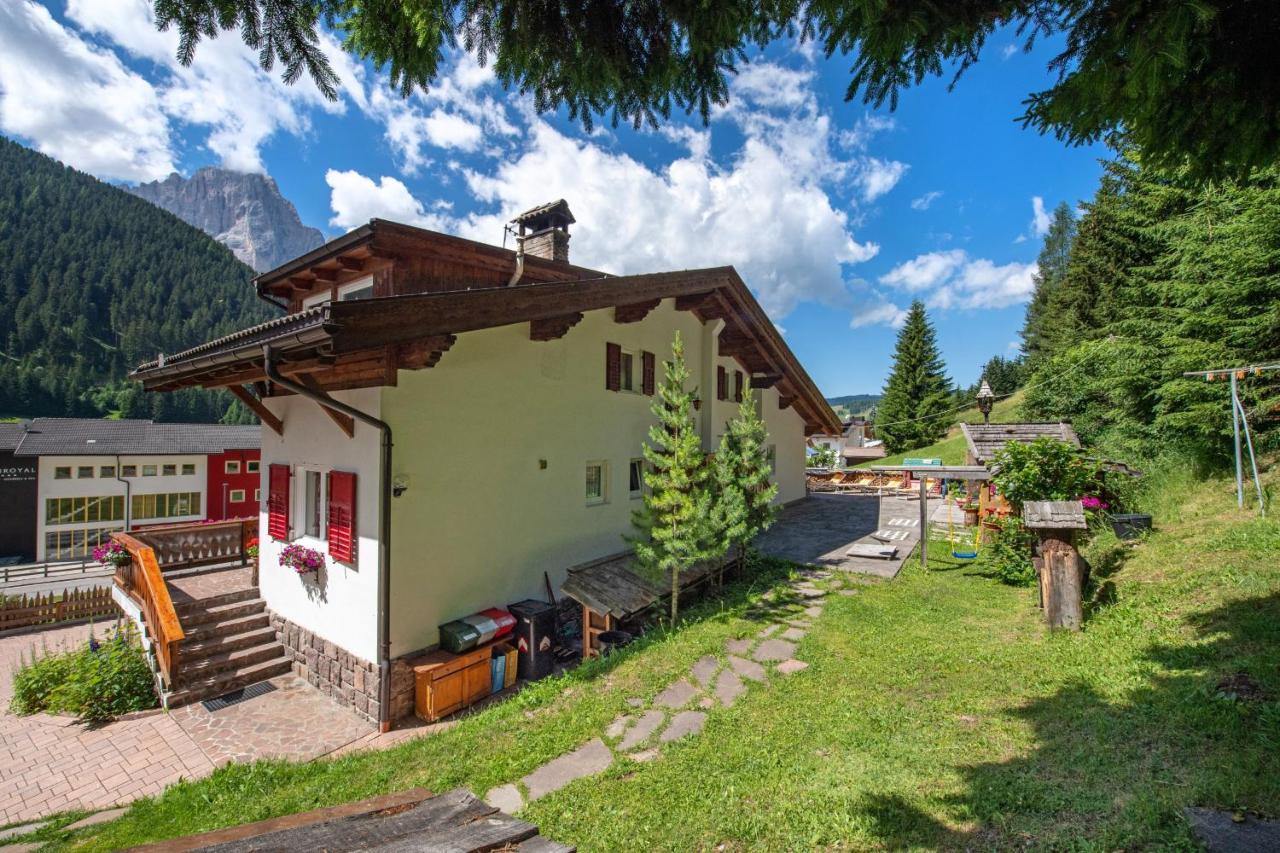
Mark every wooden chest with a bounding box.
[413,645,493,722]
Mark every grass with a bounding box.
[18,458,1280,851]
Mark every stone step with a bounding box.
[178,598,267,628]
[180,625,278,659]
[178,641,285,681]
[181,611,270,641]
[173,587,259,616]
[165,656,293,708]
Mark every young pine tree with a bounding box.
[628,332,714,623]
[711,396,779,576]
[876,301,953,453]
[1021,201,1076,372]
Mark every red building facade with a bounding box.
[206,448,262,522]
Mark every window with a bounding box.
[225,460,241,475]
[619,350,635,392]
[142,465,157,477]
[267,464,290,540]
[45,527,118,560]
[767,444,777,475]
[304,470,323,538]
[629,459,645,499]
[246,460,259,473]
[131,492,201,520]
[585,461,608,505]
[162,464,177,476]
[717,365,727,400]
[46,496,124,525]
[99,465,116,478]
[121,465,137,477]
[54,467,71,480]
[229,489,246,503]
[181,463,196,476]
[77,466,94,479]
[255,488,261,503]
[734,370,744,403]
[340,283,374,301]
[327,471,357,562]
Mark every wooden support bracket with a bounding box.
[530,313,584,341]
[778,395,796,410]
[337,255,365,271]
[750,373,783,389]
[298,375,355,438]
[227,385,283,436]
[614,299,661,324]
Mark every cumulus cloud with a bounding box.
[878,249,1038,314]
[851,301,909,329]
[856,158,909,202]
[0,1,174,181]
[911,190,943,211]
[325,169,451,231]
[1031,195,1052,236]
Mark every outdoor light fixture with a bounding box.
[393,474,410,497]
[976,379,995,424]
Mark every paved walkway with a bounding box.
[481,568,851,814]
[756,492,924,578]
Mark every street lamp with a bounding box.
[976,379,995,424]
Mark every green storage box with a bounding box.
[439,619,481,653]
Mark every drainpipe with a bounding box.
[507,234,525,286]
[262,345,396,733]
[114,454,132,532]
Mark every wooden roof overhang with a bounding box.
[135,267,841,435]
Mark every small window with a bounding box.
[121,465,137,477]
[255,488,261,502]
[619,351,635,392]
[100,465,116,478]
[142,465,157,477]
[229,489,246,503]
[181,463,196,476]
[629,458,645,499]
[767,444,777,475]
[304,470,323,538]
[54,467,71,480]
[340,284,374,301]
[162,464,177,476]
[225,460,241,475]
[246,460,260,473]
[585,461,608,505]
[77,466,94,479]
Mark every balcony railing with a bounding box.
[132,518,258,571]
[111,532,184,687]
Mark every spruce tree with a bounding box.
[876,301,953,454]
[629,332,713,623]
[710,396,779,576]
[1021,202,1076,372]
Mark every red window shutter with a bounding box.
[605,343,621,392]
[267,464,290,540]
[717,366,727,401]
[641,351,655,395]
[327,471,356,562]
[734,371,744,402]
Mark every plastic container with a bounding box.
[438,619,481,654]
[462,613,500,645]
[508,599,557,681]
[596,630,633,655]
[480,608,516,640]
[502,644,517,688]
[490,652,506,694]
[1111,513,1153,540]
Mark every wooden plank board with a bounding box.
[846,543,898,560]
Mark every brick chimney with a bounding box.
[511,199,575,263]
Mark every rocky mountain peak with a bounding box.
[128,167,325,272]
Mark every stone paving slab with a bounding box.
[522,739,613,801]
[484,784,525,815]
[63,807,127,831]
[714,669,745,707]
[619,711,666,751]
[690,656,719,688]
[659,711,707,743]
[0,823,46,843]
[654,679,698,709]
[753,639,797,663]
[727,655,766,683]
[724,638,752,656]
[780,627,806,641]
[776,660,809,675]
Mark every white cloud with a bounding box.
[1031,195,1052,237]
[325,169,451,231]
[851,301,908,329]
[0,1,174,181]
[879,249,1038,312]
[855,158,909,202]
[1002,44,1019,60]
[838,114,895,151]
[730,63,814,111]
[911,190,943,211]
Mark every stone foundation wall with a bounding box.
[268,610,426,726]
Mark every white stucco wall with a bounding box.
[380,299,808,655]
[258,388,382,663]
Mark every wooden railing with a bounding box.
[112,532,185,687]
[133,518,258,571]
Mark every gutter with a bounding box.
[262,345,396,733]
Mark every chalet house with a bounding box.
[959,422,1081,467]
[132,201,839,729]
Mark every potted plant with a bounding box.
[92,541,132,570]
[246,537,260,584]
[280,543,324,575]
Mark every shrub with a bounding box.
[992,437,1100,511]
[981,517,1037,586]
[9,625,157,722]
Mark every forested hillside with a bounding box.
[0,138,273,422]
[1020,152,1280,464]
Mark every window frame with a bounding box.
[142,464,157,477]
[54,466,71,480]
[628,458,645,499]
[99,465,116,478]
[121,465,137,477]
[162,464,177,476]
[300,468,326,540]
[181,463,196,476]
[585,460,609,506]
[246,460,260,473]
[225,460,241,475]
[619,350,636,393]
[229,488,246,503]
[77,466,94,479]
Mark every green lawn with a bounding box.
[860,392,1028,468]
[18,461,1280,851]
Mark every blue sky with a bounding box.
[0,1,1106,397]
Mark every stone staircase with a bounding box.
[165,587,292,707]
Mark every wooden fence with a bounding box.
[0,586,119,633]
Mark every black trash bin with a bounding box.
[1111,513,1153,540]
[507,599,557,681]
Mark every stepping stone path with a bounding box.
[482,570,832,814]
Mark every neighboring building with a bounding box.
[810,416,884,467]
[0,419,259,561]
[959,422,1081,466]
[208,448,262,522]
[131,201,840,727]
[0,424,38,563]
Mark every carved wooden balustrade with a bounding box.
[111,532,185,687]
[132,518,258,571]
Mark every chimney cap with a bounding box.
[512,199,575,232]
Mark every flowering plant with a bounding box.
[280,543,324,574]
[1079,495,1110,511]
[246,537,259,559]
[92,541,132,568]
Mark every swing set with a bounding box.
[945,498,981,560]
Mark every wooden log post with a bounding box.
[1023,501,1087,632]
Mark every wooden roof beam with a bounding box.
[614,299,661,324]
[674,291,716,313]
[337,255,365,272]
[396,335,457,370]
[227,385,283,436]
[530,312,584,341]
[750,373,783,389]
[313,267,340,282]
[297,374,355,438]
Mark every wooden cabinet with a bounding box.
[413,645,494,722]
